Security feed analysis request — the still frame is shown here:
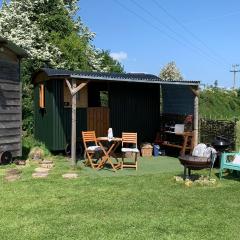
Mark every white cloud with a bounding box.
[110,51,128,61]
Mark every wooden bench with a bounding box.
[220,152,240,179]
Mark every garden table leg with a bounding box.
[97,141,117,172]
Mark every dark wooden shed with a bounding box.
[0,37,28,161]
[32,68,200,153]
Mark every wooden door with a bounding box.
[87,107,109,137]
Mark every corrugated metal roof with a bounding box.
[36,68,200,86]
[0,36,28,58]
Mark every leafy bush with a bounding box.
[200,88,240,119]
[22,136,51,160]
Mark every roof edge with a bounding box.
[33,68,200,86]
[0,36,28,58]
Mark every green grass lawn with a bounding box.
[0,156,240,240]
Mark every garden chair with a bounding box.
[220,152,240,179]
[82,131,102,169]
[121,132,139,170]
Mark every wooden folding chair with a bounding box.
[82,131,102,169]
[121,132,139,170]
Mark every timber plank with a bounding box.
[0,142,21,152]
[0,79,19,85]
[0,99,20,106]
[0,91,20,99]
[0,114,21,121]
[0,83,19,91]
[0,135,20,144]
[0,121,21,129]
[0,128,20,137]
[0,108,21,114]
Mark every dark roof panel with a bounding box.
[41,68,161,81]
[36,68,200,85]
[0,36,28,58]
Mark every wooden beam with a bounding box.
[65,78,88,166]
[189,86,200,97]
[65,79,73,95]
[72,83,87,95]
[65,79,88,96]
[71,79,77,166]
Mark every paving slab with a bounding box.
[32,172,48,178]
[62,173,78,179]
[34,167,50,173]
[5,174,21,182]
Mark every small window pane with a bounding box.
[39,84,45,108]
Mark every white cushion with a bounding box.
[232,155,240,165]
[121,147,139,153]
[87,146,101,151]
[192,143,207,157]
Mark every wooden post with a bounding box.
[65,78,88,166]
[189,86,200,147]
[193,89,199,147]
[71,79,77,166]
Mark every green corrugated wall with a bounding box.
[109,82,160,143]
[34,79,160,150]
[162,84,194,115]
[34,80,87,151]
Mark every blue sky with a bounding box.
[1,0,240,88]
[79,0,240,88]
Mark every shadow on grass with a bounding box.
[214,170,240,181]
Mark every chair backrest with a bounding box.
[82,131,97,148]
[122,132,137,147]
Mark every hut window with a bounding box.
[100,91,109,107]
[88,83,109,107]
[39,84,45,108]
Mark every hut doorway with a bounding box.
[87,107,109,137]
[87,82,109,136]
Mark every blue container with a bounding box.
[153,144,160,157]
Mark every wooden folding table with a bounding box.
[96,137,122,171]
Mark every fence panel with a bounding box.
[200,118,237,150]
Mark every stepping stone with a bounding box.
[41,160,53,164]
[14,160,26,166]
[39,160,54,169]
[6,168,21,175]
[34,167,50,173]
[5,174,20,182]
[62,173,78,179]
[40,163,54,168]
[5,169,21,182]
[32,172,48,178]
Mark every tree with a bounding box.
[159,61,183,81]
[0,0,123,134]
[0,0,64,67]
[98,50,124,73]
